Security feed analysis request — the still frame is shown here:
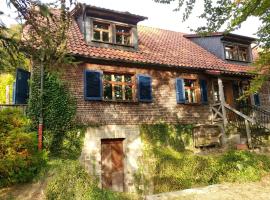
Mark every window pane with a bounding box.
[125,85,132,100]
[184,79,195,87]
[123,35,130,45]
[114,75,122,82]
[124,75,132,83]
[190,89,196,103]
[93,31,101,40]
[94,22,109,30]
[104,74,111,81]
[185,90,189,102]
[116,26,131,33]
[102,32,109,42]
[104,83,112,100]
[114,85,123,100]
[116,34,122,44]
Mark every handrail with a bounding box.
[224,104,255,124]
[237,104,270,131]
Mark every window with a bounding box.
[184,79,197,103]
[116,26,131,45]
[224,44,249,62]
[91,20,133,46]
[103,73,134,101]
[93,21,110,42]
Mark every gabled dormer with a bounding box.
[184,33,256,64]
[73,4,147,50]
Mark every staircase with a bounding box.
[211,102,270,148]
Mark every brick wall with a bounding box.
[63,62,213,125]
[259,81,270,111]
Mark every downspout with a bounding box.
[38,56,44,151]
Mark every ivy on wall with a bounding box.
[27,69,77,154]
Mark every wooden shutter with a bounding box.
[200,79,208,104]
[137,75,152,102]
[84,70,103,100]
[176,78,185,103]
[14,68,30,104]
[254,93,260,106]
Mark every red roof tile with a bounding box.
[67,19,255,75]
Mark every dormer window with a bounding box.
[91,20,134,47]
[116,26,131,45]
[93,21,110,42]
[224,44,250,62]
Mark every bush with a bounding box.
[45,160,134,200]
[43,126,86,159]
[0,109,47,188]
[137,123,270,194]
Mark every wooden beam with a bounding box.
[218,77,228,126]
[245,119,253,148]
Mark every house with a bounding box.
[56,4,270,192]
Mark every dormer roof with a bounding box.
[184,32,256,44]
[73,3,148,25]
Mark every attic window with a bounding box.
[116,26,131,45]
[224,44,249,62]
[93,21,110,42]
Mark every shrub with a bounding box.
[0,109,47,188]
[45,160,134,200]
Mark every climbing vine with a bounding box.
[27,69,77,154]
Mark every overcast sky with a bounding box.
[0,0,261,37]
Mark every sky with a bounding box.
[0,0,261,37]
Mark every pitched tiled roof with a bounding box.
[67,19,255,75]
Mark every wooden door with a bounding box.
[101,139,124,192]
[223,81,235,108]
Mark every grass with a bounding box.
[137,123,270,194]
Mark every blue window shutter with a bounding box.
[84,70,103,100]
[200,79,208,104]
[254,93,260,106]
[176,78,185,103]
[14,68,30,104]
[137,75,152,102]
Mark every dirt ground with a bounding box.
[146,175,270,200]
[0,179,47,200]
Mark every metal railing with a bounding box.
[0,104,27,115]
[238,104,270,131]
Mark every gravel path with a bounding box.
[1,175,270,200]
[146,175,270,200]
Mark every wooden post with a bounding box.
[218,77,228,126]
[5,85,10,104]
[245,119,253,148]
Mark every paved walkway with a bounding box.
[146,175,270,200]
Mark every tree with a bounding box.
[154,0,270,93]
[1,0,77,151]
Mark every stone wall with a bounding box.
[63,62,213,125]
[79,125,142,192]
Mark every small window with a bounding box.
[224,44,249,62]
[93,21,110,42]
[238,46,248,61]
[184,79,197,103]
[225,45,238,60]
[103,73,134,101]
[116,26,132,46]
